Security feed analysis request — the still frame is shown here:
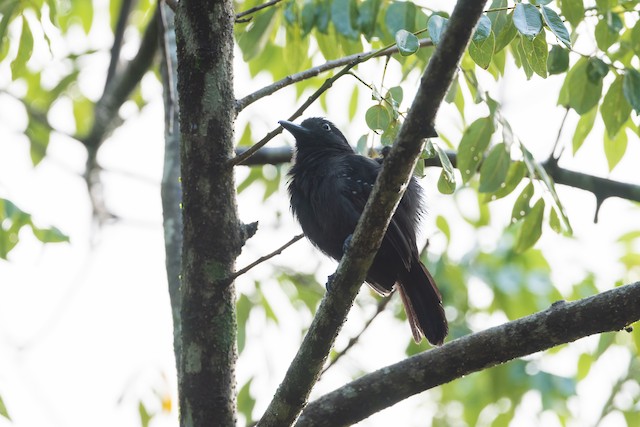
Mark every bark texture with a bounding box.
[175,1,241,425]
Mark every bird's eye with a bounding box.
[322,123,331,131]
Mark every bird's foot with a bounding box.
[342,234,353,254]
[325,273,335,292]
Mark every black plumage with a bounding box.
[280,117,448,345]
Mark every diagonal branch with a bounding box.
[257,1,488,426]
[235,146,640,206]
[235,38,433,112]
[297,281,640,426]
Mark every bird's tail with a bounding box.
[397,261,448,345]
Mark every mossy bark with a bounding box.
[175,1,240,425]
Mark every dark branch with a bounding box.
[236,38,433,112]
[297,282,640,426]
[235,146,640,207]
[257,1,487,426]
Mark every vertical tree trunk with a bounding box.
[174,1,240,424]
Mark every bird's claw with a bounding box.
[342,234,353,254]
[325,273,335,292]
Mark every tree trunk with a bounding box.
[174,1,240,424]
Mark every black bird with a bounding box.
[280,117,448,345]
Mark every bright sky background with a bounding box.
[0,1,639,427]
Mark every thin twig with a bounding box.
[235,38,433,112]
[228,234,304,282]
[550,107,570,160]
[236,0,283,19]
[321,297,391,375]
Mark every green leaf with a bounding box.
[521,144,573,234]
[479,143,510,193]
[572,105,597,154]
[238,123,252,147]
[138,401,152,427]
[430,140,456,189]
[596,0,617,12]
[469,31,495,69]
[395,29,419,56]
[300,0,317,37]
[10,16,34,79]
[332,0,359,40]
[0,1,18,61]
[365,105,390,131]
[632,22,640,56]
[348,85,359,120]
[549,206,562,233]
[594,13,622,51]
[73,96,94,137]
[515,198,545,253]
[0,394,10,420]
[388,86,403,105]
[491,9,517,53]
[514,36,534,80]
[511,181,534,222]
[513,3,542,39]
[436,215,451,243]
[236,8,277,61]
[601,77,632,138]
[237,378,256,424]
[76,0,94,34]
[603,127,627,171]
[482,161,527,201]
[357,0,381,39]
[586,57,609,83]
[563,57,604,114]
[380,120,399,145]
[31,225,69,243]
[385,1,416,36]
[623,68,640,113]
[473,15,491,41]
[541,6,571,48]
[547,45,569,75]
[561,0,584,28]
[437,169,456,194]
[356,134,368,154]
[427,15,448,45]
[236,294,251,353]
[457,117,495,183]
[25,117,50,166]
[521,32,548,78]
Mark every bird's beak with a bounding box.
[279,120,311,138]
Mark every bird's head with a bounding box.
[279,117,353,153]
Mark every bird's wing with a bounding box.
[337,155,415,270]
